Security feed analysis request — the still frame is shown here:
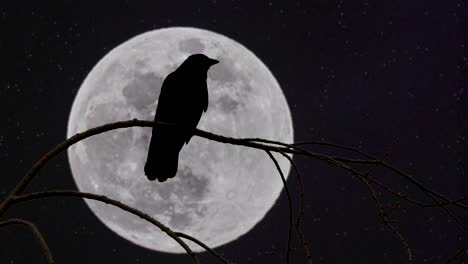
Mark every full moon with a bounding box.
[67,27,293,253]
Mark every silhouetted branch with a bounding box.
[247,137,468,217]
[0,119,296,216]
[10,191,200,264]
[265,150,293,264]
[330,157,468,210]
[245,136,467,260]
[0,218,55,264]
[277,150,313,264]
[2,119,464,214]
[357,136,414,263]
[174,232,229,264]
[293,140,375,159]
[446,246,467,263]
[433,199,468,232]
[0,119,466,263]
[255,140,417,262]
[361,178,414,264]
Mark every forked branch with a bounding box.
[0,119,466,263]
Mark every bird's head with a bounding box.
[180,53,219,72]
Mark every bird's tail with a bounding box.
[144,143,180,182]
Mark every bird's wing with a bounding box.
[154,72,208,144]
[182,80,208,144]
[154,72,178,122]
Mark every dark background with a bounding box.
[1,1,467,263]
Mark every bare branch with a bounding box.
[0,119,298,216]
[360,178,414,264]
[292,140,375,159]
[10,191,200,264]
[446,246,466,263]
[2,119,464,216]
[248,139,431,206]
[292,141,416,262]
[276,150,313,264]
[247,137,468,208]
[330,157,468,210]
[0,118,466,263]
[0,218,55,264]
[265,150,293,264]
[247,137,468,231]
[174,232,229,264]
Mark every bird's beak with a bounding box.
[209,58,219,66]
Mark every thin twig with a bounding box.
[428,195,468,232]
[0,118,466,263]
[258,140,431,207]
[0,218,55,264]
[296,144,416,262]
[265,150,293,264]
[292,140,375,159]
[330,157,468,210]
[0,119,297,216]
[277,150,313,264]
[362,179,414,264]
[249,137,468,232]
[356,136,413,263]
[247,138,417,262]
[10,191,200,264]
[247,137,468,210]
[174,232,229,264]
[1,119,464,215]
[446,246,466,263]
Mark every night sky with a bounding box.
[1,1,467,263]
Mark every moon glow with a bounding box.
[67,27,294,253]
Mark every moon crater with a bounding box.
[122,72,162,110]
[179,38,206,54]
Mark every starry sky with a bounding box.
[1,1,467,263]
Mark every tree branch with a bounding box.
[265,150,293,264]
[10,191,200,264]
[174,232,229,264]
[277,150,313,264]
[361,178,414,263]
[0,218,55,264]
[0,119,298,217]
[0,119,466,263]
[445,246,466,263]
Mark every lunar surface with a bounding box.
[67,27,294,253]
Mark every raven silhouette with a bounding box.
[144,54,219,182]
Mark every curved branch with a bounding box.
[292,140,375,159]
[265,150,293,264]
[330,157,468,210]
[0,119,298,217]
[2,119,463,215]
[277,150,313,264]
[0,218,55,264]
[10,191,200,264]
[174,232,229,264]
[0,118,466,262]
[446,246,467,263]
[247,137,468,212]
[363,180,414,264]
[252,139,429,206]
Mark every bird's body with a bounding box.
[144,54,218,182]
